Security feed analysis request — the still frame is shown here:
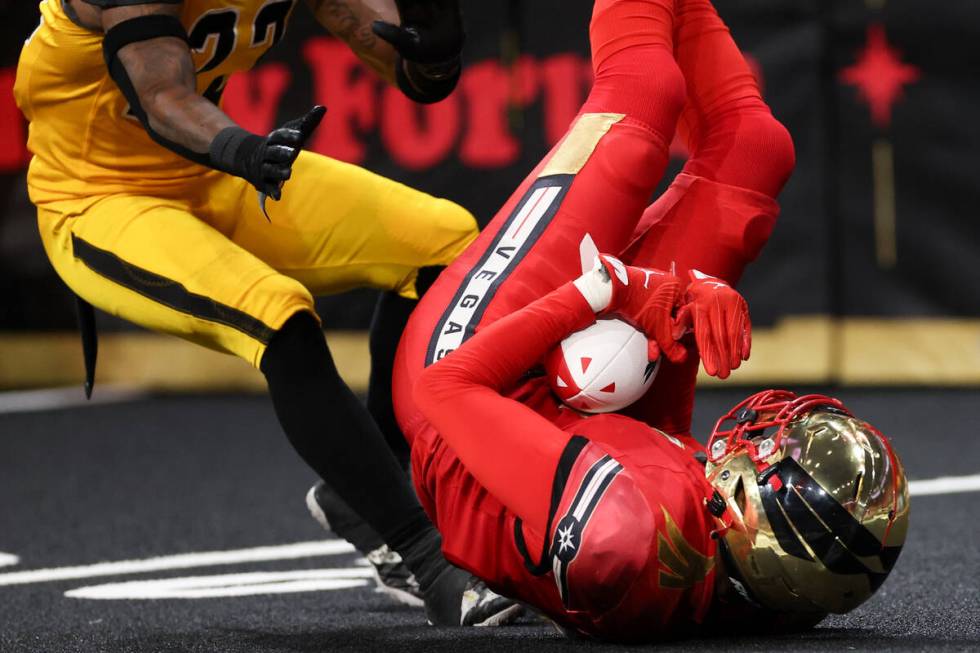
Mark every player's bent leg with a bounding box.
[650,0,794,279]
[394,1,685,443]
[630,0,795,284]
[262,310,522,626]
[439,55,686,327]
[215,151,479,300]
[205,158,481,600]
[620,0,796,436]
[461,0,685,321]
[209,152,474,475]
[673,0,795,200]
[39,195,514,625]
[37,194,315,368]
[681,104,795,200]
[215,151,478,564]
[619,177,787,438]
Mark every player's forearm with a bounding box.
[419,283,597,398]
[414,371,569,531]
[116,38,235,153]
[308,0,399,83]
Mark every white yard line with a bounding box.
[0,473,976,591]
[65,568,374,600]
[0,385,147,414]
[909,473,980,497]
[0,540,354,587]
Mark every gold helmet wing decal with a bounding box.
[658,506,714,590]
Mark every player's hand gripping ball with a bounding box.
[545,318,660,414]
[597,255,688,364]
[545,256,684,414]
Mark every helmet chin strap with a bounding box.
[709,522,731,539]
[714,535,764,609]
[705,489,734,538]
[706,484,765,609]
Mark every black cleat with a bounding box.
[365,544,424,608]
[423,564,524,627]
[306,483,424,607]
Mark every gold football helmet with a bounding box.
[704,390,910,617]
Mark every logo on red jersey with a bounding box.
[550,455,623,606]
[657,507,714,590]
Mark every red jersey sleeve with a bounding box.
[518,429,715,643]
[413,282,597,532]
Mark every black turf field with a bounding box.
[1,388,978,652]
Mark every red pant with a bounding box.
[395,0,795,447]
[392,6,795,627]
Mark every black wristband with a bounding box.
[396,55,461,104]
[209,127,263,175]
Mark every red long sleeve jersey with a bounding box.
[399,283,720,642]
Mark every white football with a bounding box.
[544,318,660,414]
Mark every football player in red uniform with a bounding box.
[390,0,910,641]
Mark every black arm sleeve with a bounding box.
[102,14,212,166]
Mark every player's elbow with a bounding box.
[414,356,488,422]
[414,361,459,419]
[138,83,193,134]
[414,365,439,413]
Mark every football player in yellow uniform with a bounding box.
[14,0,519,626]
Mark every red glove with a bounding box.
[675,269,751,379]
[597,255,687,364]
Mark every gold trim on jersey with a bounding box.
[540,113,626,177]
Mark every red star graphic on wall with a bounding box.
[840,23,920,129]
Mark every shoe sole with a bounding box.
[307,485,424,609]
[305,485,332,533]
[471,603,525,627]
[371,567,425,608]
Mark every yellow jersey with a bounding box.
[14,0,298,202]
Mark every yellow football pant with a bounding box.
[36,152,478,368]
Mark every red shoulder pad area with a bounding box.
[548,441,655,618]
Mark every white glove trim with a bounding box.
[573,265,613,313]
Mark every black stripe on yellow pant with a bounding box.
[71,234,276,345]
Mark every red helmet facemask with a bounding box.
[706,389,850,468]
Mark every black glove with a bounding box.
[372,0,464,103]
[372,0,464,65]
[209,105,326,201]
